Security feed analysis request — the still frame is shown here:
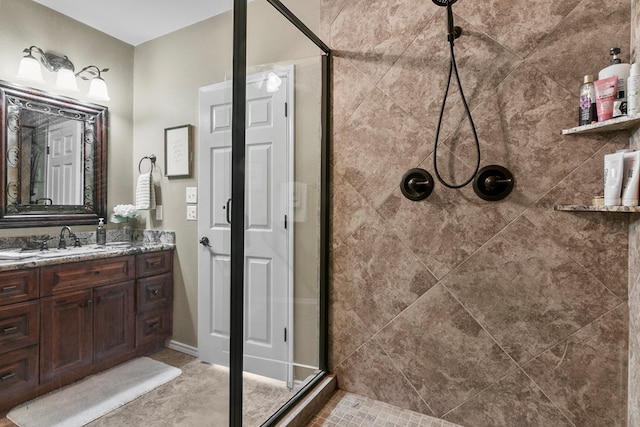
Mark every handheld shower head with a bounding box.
[431,0,457,6]
[432,0,460,43]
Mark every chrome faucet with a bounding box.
[58,226,80,249]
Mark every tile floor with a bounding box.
[1,349,294,427]
[308,391,464,427]
[0,348,467,427]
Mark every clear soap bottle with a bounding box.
[96,218,107,245]
[579,74,597,125]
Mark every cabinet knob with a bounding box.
[152,289,160,296]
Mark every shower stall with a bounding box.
[180,0,331,424]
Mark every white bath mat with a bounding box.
[7,357,182,427]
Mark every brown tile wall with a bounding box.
[630,2,640,425]
[323,0,633,425]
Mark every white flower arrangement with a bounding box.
[110,204,138,224]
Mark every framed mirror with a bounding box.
[0,80,107,228]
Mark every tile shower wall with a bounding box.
[629,2,640,426]
[323,0,633,426]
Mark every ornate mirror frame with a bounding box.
[0,80,107,228]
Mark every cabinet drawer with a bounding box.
[41,256,135,296]
[0,301,39,354]
[136,272,173,312]
[0,346,38,402]
[136,251,172,278]
[0,269,38,306]
[135,308,171,348]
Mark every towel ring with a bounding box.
[138,154,156,174]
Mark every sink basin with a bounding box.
[0,250,38,260]
[35,245,109,258]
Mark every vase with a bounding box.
[122,224,133,242]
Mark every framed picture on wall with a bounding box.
[164,124,193,178]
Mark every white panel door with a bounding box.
[198,67,293,383]
[47,120,83,205]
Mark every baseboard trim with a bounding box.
[167,340,199,358]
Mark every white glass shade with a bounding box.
[16,56,44,83]
[87,77,110,101]
[55,68,79,91]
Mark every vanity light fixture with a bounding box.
[16,45,110,101]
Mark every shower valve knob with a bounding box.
[473,165,515,201]
[483,176,512,190]
[400,168,435,201]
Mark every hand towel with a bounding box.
[135,172,156,210]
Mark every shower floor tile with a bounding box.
[308,391,465,427]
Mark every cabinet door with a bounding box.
[0,301,39,354]
[0,269,38,306]
[136,272,173,312]
[0,346,38,405]
[136,251,172,278]
[40,290,93,383]
[94,281,135,363]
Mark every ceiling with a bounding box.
[33,0,233,46]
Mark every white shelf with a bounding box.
[562,114,640,135]
[555,204,640,212]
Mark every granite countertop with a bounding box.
[0,229,175,273]
[0,242,175,273]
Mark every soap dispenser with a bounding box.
[96,218,107,245]
[598,47,631,117]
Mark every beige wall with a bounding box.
[326,0,631,425]
[0,0,134,237]
[132,10,234,350]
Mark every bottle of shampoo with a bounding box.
[622,151,640,206]
[579,74,597,125]
[96,218,107,245]
[628,63,640,116]
[598,47,631,117]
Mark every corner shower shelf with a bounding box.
[562,114,640,135]
[554,204,640,213]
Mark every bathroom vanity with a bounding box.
[0,245,174,413]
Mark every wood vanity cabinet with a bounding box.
[0,249,173,413]
[40,256,136,384]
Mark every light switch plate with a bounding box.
[186,187,198,204]
[155,205,163,221]
[187,205,197,221]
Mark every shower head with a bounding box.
[432,0,461,43]
[432,0,458,6]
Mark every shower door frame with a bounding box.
[229,1,331,426]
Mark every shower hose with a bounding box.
[432,26,481,189]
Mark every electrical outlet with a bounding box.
[155,205,163,221]
[187,205,197,221]
[186,187,198,203]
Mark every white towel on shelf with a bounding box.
[135,172,156,210]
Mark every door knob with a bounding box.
[199,237,211,247]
